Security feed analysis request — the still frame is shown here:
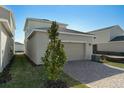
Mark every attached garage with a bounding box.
[63,42,85,61]
[24,18,94,65]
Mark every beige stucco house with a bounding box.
[24,18,94,65]
[15,42,24,52]
[0,6,16,72]
[89,25,124,53]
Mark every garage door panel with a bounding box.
[63,43,85,61]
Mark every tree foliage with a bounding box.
[42,21,67,81]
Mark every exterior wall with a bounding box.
[35,33,49,64]
[0,23,14,72]
[97,41,124,52]
[90,30,110,44]
[25,37,36,62]
[25,32,44,64]
[0,23,1,72]
[110,26,124,40]
[59,33,93,43]
[24,39,27,54]
[15,44,24,52]
[26,32,49,64]
[25,31,93,64]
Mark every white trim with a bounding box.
[62,40,88,44]
[0,19,11,29]
[95,41,124,44]
[0,18,13,36]
[110,41,124,43]
[59,31,94,37]
[26,28,94,39]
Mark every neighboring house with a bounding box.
[24,18,94,65]
[89,25,124,53]
[15,42,24,52]
[0,6,16,72]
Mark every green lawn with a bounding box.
[0,54,88,88]
[104,60,124,69]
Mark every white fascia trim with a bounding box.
[26,29,94,39]
[109,41,124,43]
[95,41,124,44]
[0,18,13,36]
[59,31,94,37]
[62,40,90,44]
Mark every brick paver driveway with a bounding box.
[64,61,124,88]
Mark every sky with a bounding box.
[6,5,124,43]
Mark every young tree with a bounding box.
[42,21,67,82]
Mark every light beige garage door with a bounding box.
[63,42,85,61]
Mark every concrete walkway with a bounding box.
[64,61,124,88]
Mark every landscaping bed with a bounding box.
[104,60,124,69]
[0,54,88,88]
[92,54,124,63]
[105,56,124,63]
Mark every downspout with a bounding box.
[0,23,2,72]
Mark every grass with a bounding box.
[0,54,88,88]
[104,60,124,69]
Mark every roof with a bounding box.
[33,28,93,35]
[15,42,24,45]
[111,36,124,41]
[24,18,68,31]
[27,28,94,39]
[89,25,119,33]
[63,29,93,35]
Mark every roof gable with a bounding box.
[33,28,92,35]
[89,25,120,33]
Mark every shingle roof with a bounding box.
[64,29,92,35]
[34,28,92,35]
[111,36,124,41]
[89,25,119,33]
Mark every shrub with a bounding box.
[42,21,67,87]
[100,55,106,63]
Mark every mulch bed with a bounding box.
[44,80,68,88]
